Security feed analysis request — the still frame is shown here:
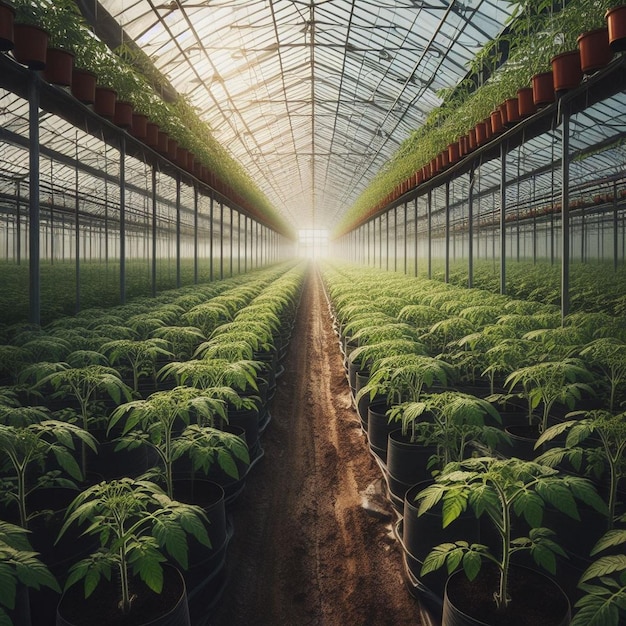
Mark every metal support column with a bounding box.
[219,201,224,280]
[151,167,157,297]
[209,193,214,281]
[613,181,618,271]
[175,173,181,288]
[28,74,40,324]
[229,207,233,276]
[74,135,80,313]
[414,197,418,277]
[428,190,432,279]
[444,184,450,283]
[238,212,242,274]
[244,215,248,273]
[393,205,398,272]
[499,142,507,295]
[468,167,474,288]
[119,135,126,304]
[561,106,571,320]
[403,202,408,275]
[193,183,198,284]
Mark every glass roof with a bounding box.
[93,0,514,230]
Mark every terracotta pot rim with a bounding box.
[14,22,47,35]
[606,4,626,18]
[550,48,580,64]
[577,26,609,43]
[73,67,96,77]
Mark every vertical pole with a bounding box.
[28,74,41,325]
[238,211,242,274]
[119,135,126,304]
[219,201,224,280]
[613,181,618,271]
[244,215,248,273]
[499,142,507,295]
[468,166,474,288]
[229,207,234,276]
[561,105,571,320]
[74,136,80,313]
[16,181,21,265]
[414,197,418,277]
[403,202,408,274]
[378,215,382,268]
[427,190,432,279]
[151,166,157,297]
[209,193,214,281]
[175,173,181,288]
[393,205,398,272]
[193,183,198,284]
[444,184,450,283]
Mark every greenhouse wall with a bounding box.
[0,60,289,327]
[334,79,626,317]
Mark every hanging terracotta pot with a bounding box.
[448,142,460,164]
[551,50,582,93]
[93,86,117,119]
[176,147,188,168]
[577,28,613,74]
[42,48,73,86]
[130,112,147,140]
[167,138,178,161]
[606,5,626,51]
[475,121,487,146]
[430,156,439,176]
[187,152,195,172]
[157,130,169,154]
[468,127,477,151]
[459,134,468,157]
[482,117,493,141]
[0,1,15,51]
[440,150,449,169]
[145,122,160,148]
[532,71,555,106]
[517,87,537,117]
[194,161,203,179]
[490,109,503,135]
[504,97,520,125]
[12,23,48,70]
[71,68,96,104]
[113,100,133,129]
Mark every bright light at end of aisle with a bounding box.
[298,229,329,258]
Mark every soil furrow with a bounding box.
[208,268,421,625]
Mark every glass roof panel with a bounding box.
[89,0,515,229]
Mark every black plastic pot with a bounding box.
[386,431,436,507]
[171,479,230,622]
[56,563,190,626]
[400,481,480,618]
[367,401,395,462]
[442,564,571,626]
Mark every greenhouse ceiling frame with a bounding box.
[85,0,514,231]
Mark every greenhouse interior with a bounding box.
[0,0,625,625]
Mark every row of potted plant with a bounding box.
[0,0,290,235]
[336,0,626,236]
[0,262,305,625]
[321,261,625,625]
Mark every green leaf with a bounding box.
[462,550,482,581]
[580,556,626,583]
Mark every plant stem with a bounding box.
[17,465,28,529]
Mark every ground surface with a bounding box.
[209,269,421,626]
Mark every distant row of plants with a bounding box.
[0,257,256,330]
[322,261,626,625]
[0,261,304,625]
[360,256,626,317]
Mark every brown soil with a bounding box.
[208,269,421,625]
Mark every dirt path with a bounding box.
[208,268,421,626]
